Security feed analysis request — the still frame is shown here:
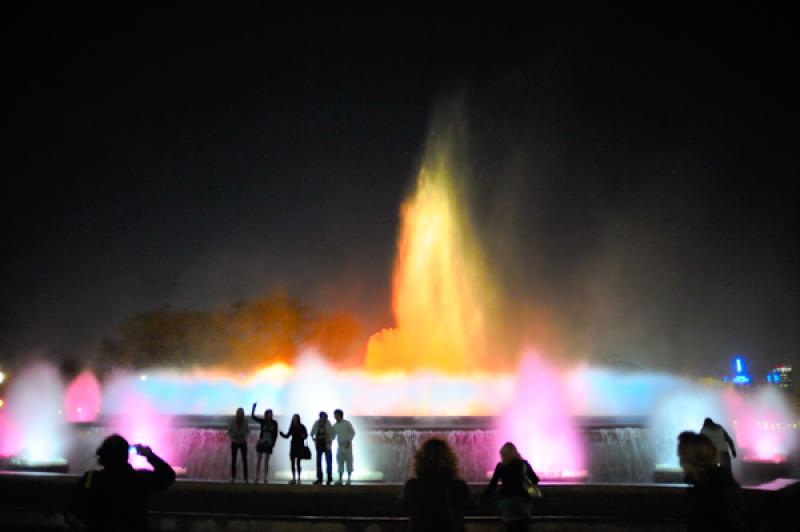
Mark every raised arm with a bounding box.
[138,446,176,491]
[251,403,263,422]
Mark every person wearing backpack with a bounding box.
[481,442,540,532]
[310,411,335,485]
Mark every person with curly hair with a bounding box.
[401,437,473,532]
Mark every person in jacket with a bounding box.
[678,431,746,532]
[332,408,356,485]
[65,434,175,532]
[280,413,308,484]
[401,437,473,532]
[310,411,334,485]
[481,442,540,532]
[251,402,278,483]
[227,407,249,482]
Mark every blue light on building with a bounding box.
[730,355,752,387]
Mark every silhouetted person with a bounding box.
[401,437,473,532]
[311,410,334,485]
[227,407,249,482]
[66,434,175,532]
[678,431,745,531]
[481,442,540,532]
[251,402,278,483]
[280,413,308,484]
[700,417,737,473]
[332,408,356,485]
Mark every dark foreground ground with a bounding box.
[1,473,797,531]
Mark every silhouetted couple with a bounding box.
[66,434,175,532]
[678,430,745,532]
[402,439,539,532]
[226,403,280,483]
[310,409,357,485]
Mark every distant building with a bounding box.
[766,365,793,391]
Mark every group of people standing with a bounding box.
[227,404,356,485]
[65,415,745,532]
[403,418,744,532]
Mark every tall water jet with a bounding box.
[366,117,499,373]
[3,363,66,462]
[103,375,175,470]
[496,353,586,479]
[724,387,798,462]
[648,382,728,469]
[64,370,102,422]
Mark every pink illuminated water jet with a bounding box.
[105,378,176,470]
[64,371,102,422]
[724,387,796,463]
[495,352,586,479]
[0,410,22,457]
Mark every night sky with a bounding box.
[2,4,796,375]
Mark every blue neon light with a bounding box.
[732,375,750,384]
[767,374,773,383]
[735,357,743,373]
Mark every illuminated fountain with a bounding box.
[0,363,68,472]
[64,370,102,423]
[1,117,797,484]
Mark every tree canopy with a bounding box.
[96,292,360,370]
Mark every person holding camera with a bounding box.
[66,434,175,532]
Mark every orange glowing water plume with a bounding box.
[366,127,500,373]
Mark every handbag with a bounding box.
[521,461,542,498]
[300,443,312,460]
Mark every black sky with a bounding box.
[2,3,796,376]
